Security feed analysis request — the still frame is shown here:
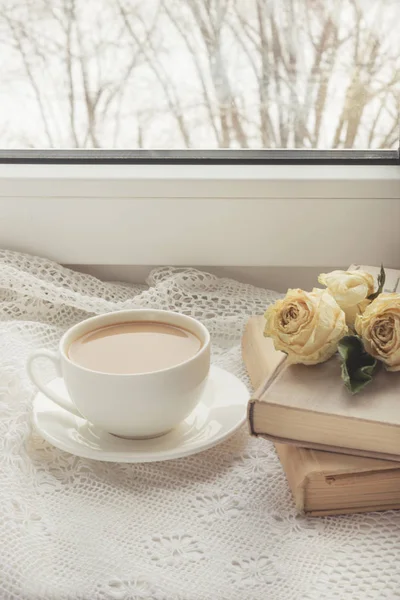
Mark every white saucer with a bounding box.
[32,366,249,462]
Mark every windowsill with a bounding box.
[0,164,399,267]
[0,163,399,198]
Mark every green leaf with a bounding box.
[368,264,386,301]
[338,335,378,395]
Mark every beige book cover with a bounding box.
[242,316,400,515]
[249,352,400,460]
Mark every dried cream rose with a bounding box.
[318,270,375,326]
[264,288,348,365]
[355,293,400,371]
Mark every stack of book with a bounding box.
[242,266,400,516]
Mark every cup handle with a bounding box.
[27,349,82,418]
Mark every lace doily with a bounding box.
[0,249,399,600]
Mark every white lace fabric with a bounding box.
[1,250,399,600]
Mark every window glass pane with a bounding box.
[1,0,399,149]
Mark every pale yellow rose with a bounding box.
[318,270,375,326]
[264,288,348,365]
[355,293,400,371]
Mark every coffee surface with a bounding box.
[68,321,201,374]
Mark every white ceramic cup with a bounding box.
[27,309,211,438]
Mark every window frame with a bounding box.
[0,154,399,269]
[0,148,398,165]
